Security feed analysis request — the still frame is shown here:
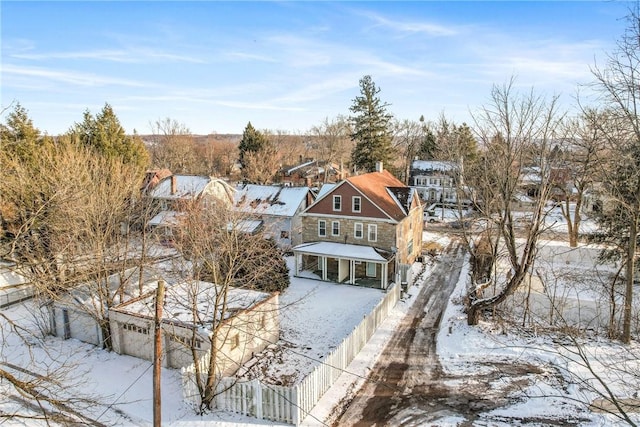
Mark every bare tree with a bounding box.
[463,78,565,325]
[309,115,353,178]
[553,109,609,247]
[588,5,640,344]
[148,117,199,173]
[392,118,424,184]
[169,199,287,412]
[1,140,149,350]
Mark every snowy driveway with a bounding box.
[333,238,564,426]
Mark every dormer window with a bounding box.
[352,196,361,213]
[333,195,342,211]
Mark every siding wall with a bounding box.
[110,294,279,373]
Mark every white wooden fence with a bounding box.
[181,282,400,425]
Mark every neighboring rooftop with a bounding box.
[113,281,272,330]
[234,184,311,217]
[411,160,457,172]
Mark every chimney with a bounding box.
[170,175,177,195]
[375,161,383,173]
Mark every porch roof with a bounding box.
[292,242,393,263]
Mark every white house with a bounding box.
[409,159,459,205]
[148,175,235,233]
[0,260,34,308]
[233,184,315,251]
[109,281,280,373]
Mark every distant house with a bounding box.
[293,162,423,289]
[0,260,34,308]
[109,281,279,373]
[147,175,235,234]
[409,159,459,205]
[279,159,349,188]
[47,267,160,347]
[233,184,315,251]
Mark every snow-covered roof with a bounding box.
[229,219,263,234]
[292,242,393,262]
[286,160,316,175]
[411,160,456,172]
[316,183,336,199]
[0,261,29,289]
[58,267,162,309]
[150,175,211,200]
[115,281,272,329]
[234,184,310,217]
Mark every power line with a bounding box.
[95,361,153,422]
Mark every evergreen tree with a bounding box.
[0,103,50,164]
[238,121,266,167]
[454,123,479,164]
[417,115,437,159]
[349,75,394,173]
[68,103,148,169]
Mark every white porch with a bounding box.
[292,242,395,290]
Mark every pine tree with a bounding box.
[238,121,266,167]
[68,103,148,169]
[417,115,437,160]
[0,103,50,165]
[349,75,394,173]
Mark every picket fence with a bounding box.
[181,282,400,425]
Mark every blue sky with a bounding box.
[1,1,631,135]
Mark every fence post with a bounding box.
[254,379,263,419]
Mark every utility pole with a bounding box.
[153,279,165,427]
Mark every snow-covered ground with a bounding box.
[1,230,638,426]
[437,251,640,426]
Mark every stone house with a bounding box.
[293,163,423,289]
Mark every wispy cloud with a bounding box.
[358,10,459,37]
[3,64,151,88]
[11,48,206,64]
[274,75,357,104]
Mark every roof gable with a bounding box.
[347,171,410,221]
[304,170,415,221]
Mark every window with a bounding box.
[368,224,377,242]
[123,323,149,335]
[354,223,363,239]
[333,195,342,211]
[170,335,203,349]
[366,262,376,277]
[260,314,267,330]
[352,196,361,213]
[407,239,414,256]
[318,220,326,237]
[332,221,340,236]
[230,334,240,350]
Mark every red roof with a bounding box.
[347,170,411,221]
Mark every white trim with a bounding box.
[366,262,376,277]
[331,221,340,236]
[352,196,361,213]
[368,224,377,242]
[300,212,397,223]
[333,195,342,212]
[318,220,326,237]
[354,222,363,239]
